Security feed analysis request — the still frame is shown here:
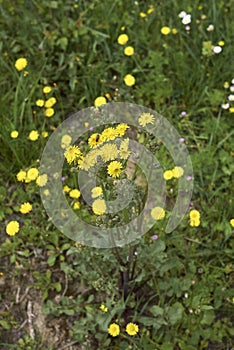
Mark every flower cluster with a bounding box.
[117,33,135,86]
[178,10,191,31]
[35,86,57,118]
[108,322,139,337]
[16,167,48,187]
[189,209,200,227]
[163,166,184,180]
[221,78,234,113]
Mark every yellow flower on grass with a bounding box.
[64,146,82,164]
[36,99,44,107]
[36,174,48,187]
[94,96,107,107]
[100,304,108,312]
[108,161,123,178]
[190,218,200,227]
[92,199,106,215]
[61,134,72,149]
[43,86,52,94]
[44,108,54,117]
[27,168,39,180]
[73,202,80,209]
[229,107,234,113]
[172,166,184,178]
[88,133,104,148]
[138,112,154,127]
[140,12,147,18]
[161,26,171,35]
[172,28,178,34]
[218,41,225,46]
[69,189,81,199]
[151,207,165,220]
[45,97,56,108]
[163,170,173,180]
[20,202,32,214]
[230,219,234,227]
[115,123,129,137]
[124,74,135,87]
[28,130,39,141]
[11,130,18,138]
[91,187,103,198]
[99,144,119,162]
[42,131,48,138]
[124,46,134,56]
[108,323,120,337]
[6,221,20,236]
[126,322,139,336]
[79,150,98,170]
[119,138,131,159]
[63,185,70,193]
[117,34,129,45]
[101,127,117,141]
[15,58,27,71]
[189,209,200,220]
[147,8,154,14]
[43,189,50,196]
[16,170,26,182]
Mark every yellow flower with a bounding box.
[63,185,70,193]
[124,46,134,56]
[44,108,54,117]
[108,161,123,178]
[138,112,154,127]
[20,202,32,214]
[27,168,39,180]
[94,96,107,107]
[161,26,171,35]
[15,58,27,71]
[11,130,18,138]
[229,219,234,227]
[190,218,200,227]
[79,150,98,170]
[140,12,147,18]
[115,123,129,137]
[99,144,119,162]
[163,170,173,180]
[6,221,20,236]
[151,207,165,220]
[147,8,154,14]
[36,99,44,107]
[36,174,48,187]
[61,134,72,149]
[100,304,108,312]
[101,127,117,141]
[124,74,135,87]
[172,28,178,34]
[69,189,81,199]
[64,145,82,164]
[229,107,234,113]
[92,199,107,215]
[41,131,48,138]
[126,322,139,336]
[16,170,26,182]
[43,86,52,94]
[45,97,56,108]
[108,323,120,337]
[119,138,131,159]
[91,187,103,198]
[172,166,184,178]
[223,81,229,89]
[117,34,129,45]
[73,202,80,209]
[218,41,225,46]
[43,189,50,196]
[189,210,200,220]
[88,133,104,148]
[28,130,39,141]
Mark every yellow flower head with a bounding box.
[43,86,52,94]
[147,8,154,14]
[27,168,39,180]
[140,12,147,18]
[36,174,48,187]
[172,28,178,34]
[163,170,173,180]
[101,127,117,141]
[91,187,103,198]
[172,166,184,178]
[44,108,54,117]
[161,26,171,35]
[107,161,123,178]
[223,81,229,89]
[189,209,200,220]
[138,112,155,127]
[28,130,39,141]
[88,133,104,148]
[190,218,200,227]
[119,138,131,159]
[63,185,70,193]
[230,219,234,227]
[117,34,129,45]
[16,170,26,182]
[73,201,80,209]
[126,322,139,336]
[6,221,20,236]
[36,99,44,107]
[124,74,135,87]
[42,131,48,138]
[61,134,72,149]
[99,144,119,162]
[115,123,129,137]
[92,198,107,215]
[79,150,98,170]
[100,304,108,312]
[94,96,107,107]
[15,58,27,71]
[124,46,134,56]
[151,207,165,220]
[229,107,234,113]
[64,145,82,164]
[11,130,18,139]
[69,189,81,199]
[108,323,120,337]
[45,97,56,108]
[20,202,32,214]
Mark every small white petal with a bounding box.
[178,11,187,18]
[230,86,234,92]
[213,46,222,54]
[182,14,191,25]
[228,94,234,101]
[221,103,230,109]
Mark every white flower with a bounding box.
[232,78,234,84]
[178,11,187,18]
[221,103,230,109]
[228,94,234,101]
[182,14,191,25]
[213,46,222,54]
[185,25,190,31]
[230,86,234,92]
[206,24,214,31]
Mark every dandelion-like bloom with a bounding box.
[229,107,234,113]
[16,170,26,182]
[91,187,103,198]
[161,26,171,35]
[172,28,178,34]
[163,170,173,180]
[115,123,129,137]
[6,221,20,236]
[45,97,56,108]
[230,219,234,227]
[117,34,129,45]
[36,174,48,187]
[88,133,104,148]
[101,127,117,141]
[147,8,154,14]
[107,161,123,178]
[64,146,82,164]
[119,138,131,159]
[172,166,184,178]
[92,199,106,215]
[61,134,72,149]
[189,209,200,220]
[108,323,120,337]
[94,96,106,107]
[140,12,147,18]
[151,207,165,220]
[44,108,54,117]
[43,86,52,94]
[138,113,154,127]
[126,323,139,336]
[79,150,98,170]
[27,168,39,180]
[73,201,80,209]
[124,74,135,87]
[99,144,119,162]
[100,304,108,312]
[28,130,39,141]
[36,99,44,107]
[11,130,18,139]
[63,185,70,193]
[69,189,81,199]
[42,131,48,138]
[20,202,32,214]
[15,58,27,71]
[124,46,134,56]
[190,218,200,227]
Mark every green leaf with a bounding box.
[150,305,164,316]
[47,254,57,266]
[167,302,184,325]
[200,305,214,310]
